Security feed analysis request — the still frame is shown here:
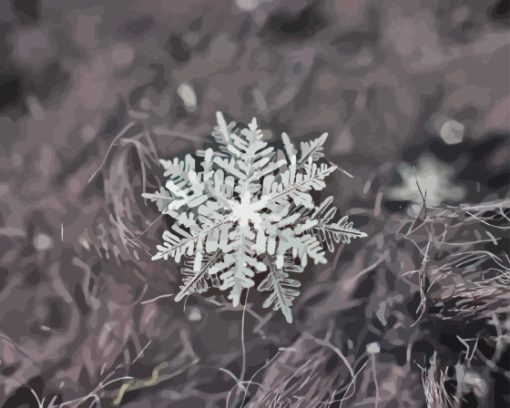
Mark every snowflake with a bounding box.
[143,112,367,322]
[386,154,466,216]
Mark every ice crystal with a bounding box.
[144,112,367,322]
[387,154,466,216]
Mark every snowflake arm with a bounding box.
[298,132,329,166]
[259,256,303,323]
[214,227,267,306]
[175,250,222,302]
[308,196,368,250]
[152,215,234,262]
[263,159,336,209]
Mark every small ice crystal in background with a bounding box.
[235,0,262,12]
[177,82,198,112]
[439,119,465,145]
[386,154,466,216]
[33,233,53,251]
[366,342,380,354]
[187,306,202,322]
[429,115,465,145]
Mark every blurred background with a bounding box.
[0,0,508,407]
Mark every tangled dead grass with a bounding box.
[403,198,510,322]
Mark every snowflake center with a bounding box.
[230,190,267,228]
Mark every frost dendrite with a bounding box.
[144,112,367,322]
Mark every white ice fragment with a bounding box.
[440,119,464,145]
[366,342,380,354]
[34,233,53,251]
[187,306,202,322]
[177,82,197,112]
